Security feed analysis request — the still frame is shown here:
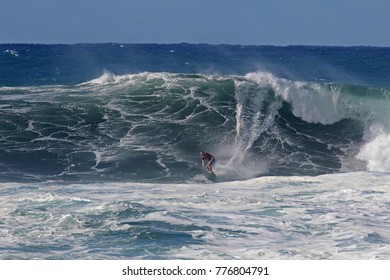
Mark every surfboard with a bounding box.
[204,171,217,181]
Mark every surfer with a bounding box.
[200,151,215,174]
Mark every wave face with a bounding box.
[1,71,389,182]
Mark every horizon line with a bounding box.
[1,42,389,48]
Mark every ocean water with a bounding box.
[1,44,390,259]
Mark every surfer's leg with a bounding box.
[208,159,214,173]
[211,158,216,171]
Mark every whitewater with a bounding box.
[0,44,390,259]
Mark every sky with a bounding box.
[1,0,389,46]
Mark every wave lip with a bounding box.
[243,71,390,174]
[82,71,116,85]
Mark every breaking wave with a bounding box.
[1,71,390,182]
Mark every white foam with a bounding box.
[1,172,390,259]
[83,71,116,85]
[356,123,390,171]
[4,49,19,57]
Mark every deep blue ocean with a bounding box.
[1,44,390,259]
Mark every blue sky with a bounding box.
[1,0,389,46]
